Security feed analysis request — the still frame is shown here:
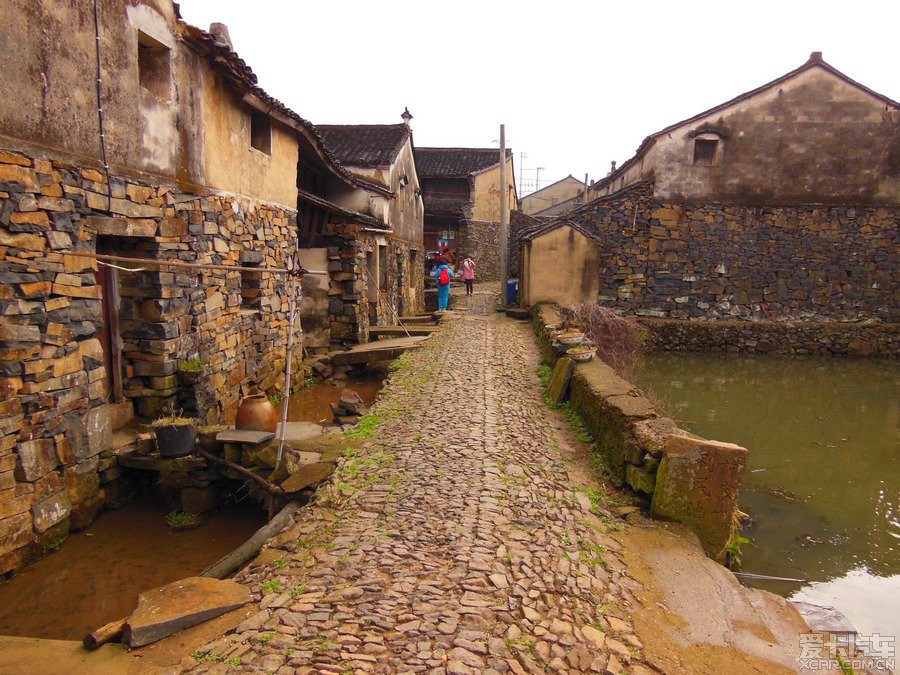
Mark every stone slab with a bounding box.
[124,576,250,647]
[546,356,575,404]
[280,462,336,493]
[117,453,207,473]
[276,422,323,442]
[329,336,430,366]
[216,429,275,445]
[791,602,857,635]
[369,325,437,338]
[651,434,749,558]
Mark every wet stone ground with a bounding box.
[183,285,649,674]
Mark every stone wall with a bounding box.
[639,318,899,356]
[0,149,302,573]
[460,219,500,282]
[532,303,749,558]
[574,181,897,322]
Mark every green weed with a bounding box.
[260,579,282,594]
[166,511,200,528]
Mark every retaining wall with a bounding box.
[532,303,748,558]
[638,317,899,356]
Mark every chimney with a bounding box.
[209,23,233,50]
[401,107,413,129]
[609,160,617,175]
[809,51,823,63]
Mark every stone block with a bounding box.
[546,356,575,404]
[64,460,100,504]
[0,512,33,558]
[651,434,748,558]
[15,438,59,481]
[30,489,72,532]
[85,404,113,458]
[625,464,656,494]
[124,576,251,647]
[69,489,105,531]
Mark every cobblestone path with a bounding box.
[184,286,649,674]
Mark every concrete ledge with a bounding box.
[531,303,748,559]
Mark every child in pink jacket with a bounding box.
[462,256,475,296]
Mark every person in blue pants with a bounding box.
[434,260,455,310]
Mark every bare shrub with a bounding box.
[571,302,648,380]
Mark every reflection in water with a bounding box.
[637,354,899,640]
[0,498,263,640]
[287,371,385,424]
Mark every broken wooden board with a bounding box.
[329,335,430,366]
[215,429,275,445]
[369,325,438,339]
[124,577,250,647]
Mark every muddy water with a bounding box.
[636,354,899,642]
[287,372,385,424]
[0,498,262,640]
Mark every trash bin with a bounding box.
[506,279,518,305]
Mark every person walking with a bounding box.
[434,258,455,311]
[462,255,476,296]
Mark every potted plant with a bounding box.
[151,414,197,458]
[566,345,596,362]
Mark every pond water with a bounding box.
[287,370,385,424]
[636,353,899,642]
[0,497,263,640]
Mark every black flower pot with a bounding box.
[154,424,196,458]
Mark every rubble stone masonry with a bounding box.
[0,150,301,573]
[576,181,897,323]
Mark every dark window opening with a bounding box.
[250,111,272,154]
[693,139,718,166]
[137,32,171,100]
[240,264,262,311]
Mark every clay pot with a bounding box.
[235,393,278,432]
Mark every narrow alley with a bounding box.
[183,287,648,674]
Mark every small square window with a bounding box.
[250,111,272,154]
[240,264,262,311]
[693,139,718,166]
[137,32,171,100]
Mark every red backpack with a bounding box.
[438,267,450,286]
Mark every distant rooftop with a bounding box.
[416,147,512,178]
[316,124,411,168]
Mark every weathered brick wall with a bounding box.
[576,181,898,322]
[0,150,301,573]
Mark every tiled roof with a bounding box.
[416,148,512,178]
[316,125,410,168]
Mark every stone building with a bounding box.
[0,0,397,573]
[519,220,601,307]
[316,116,425,327]
[569,53,898,322]
[417,148,517,280]
[520,174,586,216]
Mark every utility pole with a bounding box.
[535,166,544,192]
[499,124,509,305]
[519,151,527,195]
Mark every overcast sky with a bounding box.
[179,1,898,196]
